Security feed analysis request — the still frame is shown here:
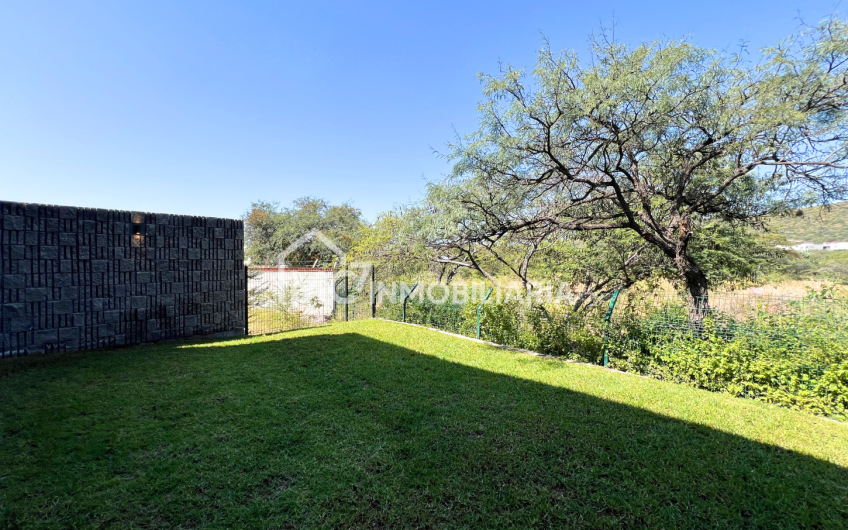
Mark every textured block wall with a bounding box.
[0,201,246,357]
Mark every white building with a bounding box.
[249,267,336,322]
[777,241,848,251]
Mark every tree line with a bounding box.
[245,17,848,312]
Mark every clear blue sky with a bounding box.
[0,0,842,221]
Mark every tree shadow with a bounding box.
[1,331,847,529]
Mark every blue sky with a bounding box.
[0,0,842,221]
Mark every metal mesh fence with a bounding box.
[373,281,848,400]
[244,265,847,417]
[611,290,848,343]
[247,262,376,335]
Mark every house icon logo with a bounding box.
[276,228,346,269]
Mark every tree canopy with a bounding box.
[244,197,364,266]
[442,18,848,305]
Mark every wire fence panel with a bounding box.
[242,261,847,417]
[247,263,339,335]
[247,262,376,335]
[612,291,848,342]
[368,277,848,417]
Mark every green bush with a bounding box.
[611,318,848,420]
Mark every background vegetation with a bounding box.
[768,202,848,243]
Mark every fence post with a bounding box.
[402,283,418,323]
[344,262,349,322]
[370,265,376,318]
[244,265,250,336]
[477,287,494,340]
[602,290,621,367]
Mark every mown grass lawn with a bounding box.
[1,320,847,529]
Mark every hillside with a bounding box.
[768,201,848,243]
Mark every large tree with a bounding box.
[244,197,364,265]
[445,19,848,311]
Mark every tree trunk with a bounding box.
[675,252,710,332]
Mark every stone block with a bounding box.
[4,274,26,289]
[62,287,80,300]
[54,273,73,287]
[213,291,228,303]
[59,327,80,342]
[40,246,58,260]
[159,294,175,306]
[130,296,147,309]
[35,329,58,344]
[26,288,48,302]
[1,303,26,318]
[3,215,23,230]
[11,317,35,332]
[59,207,77,219]
[51,300,73,315]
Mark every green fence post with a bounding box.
[344,262,349,322]
[477,287,494,340]
[402,283,418,323]
[602,290,621,367]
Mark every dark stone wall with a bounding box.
[0,201,246,357]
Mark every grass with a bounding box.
[1,320,847,529]
[768,201,848,243]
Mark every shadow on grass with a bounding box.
[1,331,847,529]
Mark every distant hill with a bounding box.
[768,202,848,243]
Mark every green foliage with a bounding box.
[349,208,433,280]
[611,317,848,420]
[244,197,364,265]
[381,293,608,364]
[746,248,848,283]
[688,223,787,286]
[444,17,848,299]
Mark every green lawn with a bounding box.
[2,320,847,529]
